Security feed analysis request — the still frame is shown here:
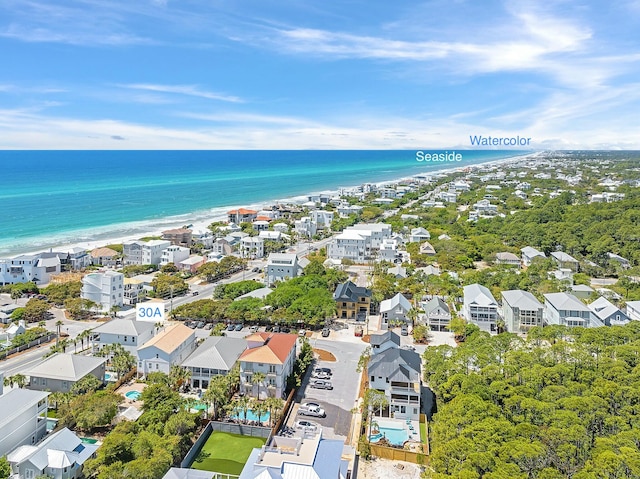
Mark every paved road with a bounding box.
[290,338,367,439]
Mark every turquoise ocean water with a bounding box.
[0,150,528,256]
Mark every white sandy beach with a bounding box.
[9,152,538,259]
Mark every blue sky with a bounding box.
[1,0,639,149]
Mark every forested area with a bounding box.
[424,323,640,479]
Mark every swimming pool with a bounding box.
[105,372,117,382]
[191,402,208,411]
[125,391,141,400]
[230,408,270,423]
[369,420,413,446]
[46,418,58,432]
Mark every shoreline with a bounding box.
[4,151,539,258]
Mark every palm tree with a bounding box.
[110,305,120,318]
[252,398,269,426]
[235,395,251,424]
[55,320,63,348]
[202,376,228,420]
[3,376,14,388]
[12,373,27,389]
[251,372,266,400]
[264,397,284,427]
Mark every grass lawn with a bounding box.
[47,410,58,418]
[191,431,266,475]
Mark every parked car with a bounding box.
[281,327,291,333]
[314,368,332,375]
[249,325,259,333]
[310,379,333,390]
[265,325,274,332]
[298,403,326,418]
[321,328,330,337]
[401,324,408,336]
[192,290,199,296]
[227,324,236,331]
[235,323,244,331]
[295,420,318,431]
[272,325,280,333]
[196,321,205,329]
[311,371,331,380]
[204,323,213,330]
[298,329,306,337]
[354,326,363,337]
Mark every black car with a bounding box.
[265,325,274,332]
[272,325,281,333]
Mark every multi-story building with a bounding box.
[0,387,49,457]
[588,296,630,326]
[501,290,544,333]
[241,237,264,259]
[379,293,412,329]
[91,318,156,358]
[422,297,451,332]
[161,228,193,248]
[137,323,196,376]
[182,337,247,389]
[239,333,297,399]
[265,253,302,286]
[160,245,191,266]
[8,427,99,479]
[543,292,602,328]
[334,281,371,320]
[463,284,499,333]
[521,246,546,266]
[227,208,258,224]
[0,254,61,286]
[368,336,422,421]
[81,270,124,312]
[25,353,106,393]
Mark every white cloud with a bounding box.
[120,84,243,103]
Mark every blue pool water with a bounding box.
[105,372,117,382]
[125,391,141,400]
[231,408,270,423]
[46,418,58,432]
[369,422,413,446]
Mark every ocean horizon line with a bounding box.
[0,150,535,257]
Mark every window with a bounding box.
[155,363,159,370]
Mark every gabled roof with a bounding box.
[92,318,155,336]
[25,353,106,382]
[588,296,622,320]
[379,293,411,313]
[423,297,450,316]
[369,330,401,348]
[235,287,273,300]
[464,284,497,307]
[544,292,589,312]
[239,333,297,365]
[228,208,258,215]
[551,251,579,263]
[369,348,421,382]
[8,428,99,472]
[138,323,194,354]
[333,281,371,302]
[182,336,247,371]
[501,290,543,310]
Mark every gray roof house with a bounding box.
[379,293,412,330]
[422,297,451,331]
[239,430,349,479]
[0,388,49,457]
[91,318,156,358]
[521,246,546,266]
[369,330,401,354]
[495,252,520,266]
[182,336,247,389]
[550,251,580,272]
[588,296,630,326]
[265,253,303,287]
[463,284,499,333]
[7,427,99,479]
[543,292,603,328]
[501,290,544,333]
[369,347,422,421]
[25,353,106,393]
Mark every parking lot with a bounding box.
[288,338,366,439]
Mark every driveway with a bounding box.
[290,338,367,439]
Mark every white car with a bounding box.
[298,403,326,418]
[295,420,318,431]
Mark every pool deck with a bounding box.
[116,382,146,408]
[370,417,421,444]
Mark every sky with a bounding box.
[0,0,639,150]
